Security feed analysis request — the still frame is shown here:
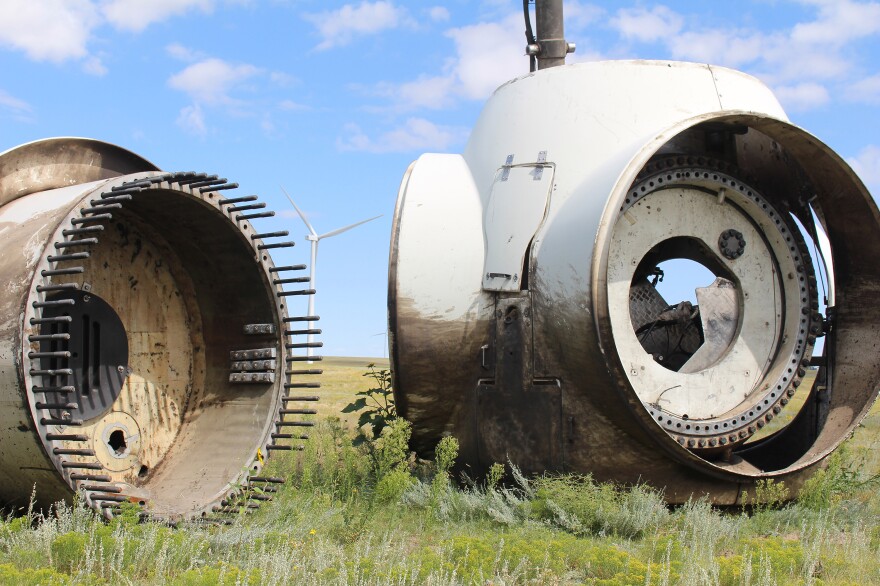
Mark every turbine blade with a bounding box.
[317,215,382,240]
[280,185,318,236]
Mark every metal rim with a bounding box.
[21,172,321,519]
[607,157,818,451]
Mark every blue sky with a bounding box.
[1,0,878,357]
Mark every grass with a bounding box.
[315,357,390,424]
[0,358,878,585]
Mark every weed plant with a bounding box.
[1,416,879,584]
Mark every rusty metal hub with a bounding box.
[0,138,321,520]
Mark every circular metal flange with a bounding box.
[20,171,316,519]
[608,159,818,450]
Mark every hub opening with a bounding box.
[630,238,740,372]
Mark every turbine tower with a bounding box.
[282,186,381,357]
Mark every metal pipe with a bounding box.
[533,0,572,69]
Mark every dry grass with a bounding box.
[2,410,878,585]
[312,357,390,423]
[1,358,877,585]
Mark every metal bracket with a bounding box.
[244,323,276,335]
[501,154,514,182]
[534,150,548,181]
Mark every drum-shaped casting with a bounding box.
[0,138,319,519]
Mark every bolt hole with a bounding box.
[138,465,149,478]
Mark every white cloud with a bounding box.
[611,5,683,43]
[304,1,409,51]
[0,0,99,62]
[279,99,309,111]
[563,2,605,31]
[791,0,880,46]
[176,103,207,136]
[667,1,880,85]
[82,55,108,76]
[847,74,880,104]
[428,6,449,22]
[772,82,831,112]
[0,90,32,113]
[446,14,527,100]
[567,48,605,64]
[168,57,262,133]
[101,0,214,33]
[0,0,218,72]
[168,58,261,105]
[338,118,467,153]
[166,43,205,62]
[368,13,526,112]
[848,145,880,196]
[667,29,769,69]
[377,75,457,110]
[0,89,34,121]
[372,4,606,113]
[269,71,295,86]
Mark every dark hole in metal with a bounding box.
[108,429,127,455]
[41,290,128,420]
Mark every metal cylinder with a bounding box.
[0,138,316,519]
[388,61,880,503]
[534,0,568,69]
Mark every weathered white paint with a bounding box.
[482,163,554,292]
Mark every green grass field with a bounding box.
[314,357,390,423]
[1,358,878,585]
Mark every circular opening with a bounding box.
[607,158,816,461]
[108,429,128,456]
[629,238,739,372]
[653,259,716,305]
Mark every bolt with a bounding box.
[117,365,126,373]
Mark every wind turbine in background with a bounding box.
[281,186,382,357]
[372,331,388,359]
